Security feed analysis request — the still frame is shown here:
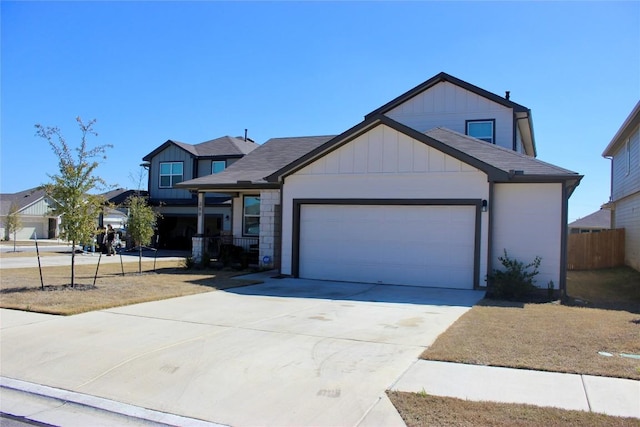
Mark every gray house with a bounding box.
[177,72,582,294]
[142,136,259,249]
[603,101,640,271]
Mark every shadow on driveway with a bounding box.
[226,275,486,307]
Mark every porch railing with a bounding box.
[205,235,259,265]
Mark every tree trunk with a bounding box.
[12,232,16,252]
[138,245,142,273]
[71,240,76,287]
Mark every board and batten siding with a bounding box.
[492,183,563,288]
[20,198,54,216]
[280,124,490,282]
[149,145,194,200]
[611,125,640,202]
[614,194,640,270]
[386,81,516,152]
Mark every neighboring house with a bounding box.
[177,72,582,294]
[602,101,640,271]
[568,209,612,234]
[99,188,149,230]
[142,135,259,249]
[0,187,59,240]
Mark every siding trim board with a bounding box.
[291,198,483,289]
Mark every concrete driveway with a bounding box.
[1,274,484,426]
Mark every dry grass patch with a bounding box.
[387,391,639,427]
[422,268,640,380]
[421,301,640,380]
[567,267,640,311]
[0,260,261,315]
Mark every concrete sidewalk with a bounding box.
[392,359,640,419]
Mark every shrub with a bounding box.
[487,250,541,300]
[183,256,195,270]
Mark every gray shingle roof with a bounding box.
[568,209,611,229]
[142,136,258,161]
[193,136,259,156]
[0,187,47,216]
[99,188,148,205]
[177,135,335,188]
[177,117,580,191]
[424,127,578,177]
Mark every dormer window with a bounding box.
[159,162,183,188]
[212,160,226,174]
[466,119,495,144]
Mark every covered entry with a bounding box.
[293,200,481,289]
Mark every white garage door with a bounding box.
[299,204,476,289]
[15,221,46,240]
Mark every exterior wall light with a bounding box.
[482,199,488,212]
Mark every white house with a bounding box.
[177,72,582,294]
[603,101,640,271]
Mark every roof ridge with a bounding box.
[266,135,337,141]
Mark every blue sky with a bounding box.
[1,1,638,222]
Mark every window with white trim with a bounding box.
[466,120,495,143]
[212,160,226,174]
[243,196,260,236]
[159,162,183,188]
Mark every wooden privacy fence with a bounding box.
[567,228,625,270]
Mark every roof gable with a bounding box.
[270,115,580,190]
[142,136,258,162]
[142,140,195,161]
[0,187,52,216]
[365,72,529,120]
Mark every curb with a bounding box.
[1,377,227,427]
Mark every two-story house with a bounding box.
[177,72,582,295]
[142,135,259,249]
[603,101,640,271]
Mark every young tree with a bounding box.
[36,117,113,287]
[125,194,159,273]
[5,202,23,252]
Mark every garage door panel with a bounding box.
[299,204,476,289]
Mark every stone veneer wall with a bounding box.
[191,236,204,263]
[259,190,280,269]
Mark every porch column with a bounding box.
[192,192,206,262]
[197,192,205,235]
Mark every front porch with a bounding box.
[191,189,280,270]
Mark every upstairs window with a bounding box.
[159,162,183,188]
[212,160,226,174]
[243,196,260,236]
[466,119,495,144]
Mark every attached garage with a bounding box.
[295,201,480,289]
[275,117,581,292]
